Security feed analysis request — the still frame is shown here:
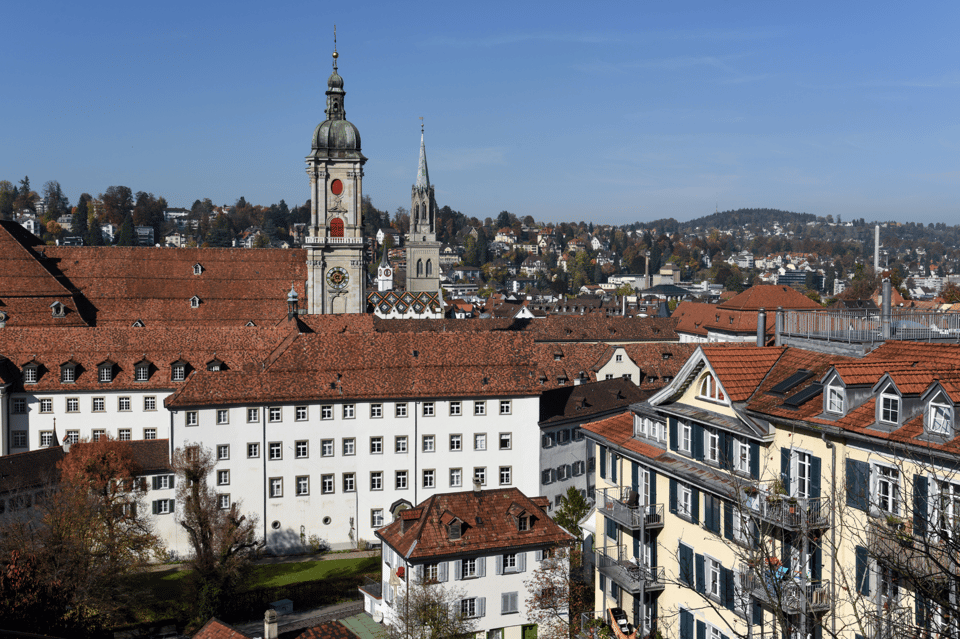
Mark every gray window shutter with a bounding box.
[416,565,424,582]
[454,560,462,580]
[152,476,159,490]
[169,475,175,488]
[855,545,870,595]
[501,593,510,613]
[810,455,822,499]
[695,553,705,594]
[723,500,733,541]
[669,478,678,514]
[599,444,607,478]
[439,562,448,582]
[478,597,485,617]
[479,556,486,577]
[518,552,526,572]
[749,442,760,479]
[781,447,792,494]
[691,488,700,524]
[535,549,543,561]
[496,555,503,575]
[169,499,175,512]
[152,500,158,515]
[846,459,870,511]
[914,474,929,537]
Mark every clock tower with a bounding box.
[304,39,366,314]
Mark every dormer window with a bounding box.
[22,364,38,385]
[518,515,530,531]
[190,296,201,308]
[193,263,203,275]
[98,363,113,383]
[448,521,462,540]
[131,319,145,328]
[207,359,223,372]
[697,373,725,402]
[61,363,77,384]
[826,384,844,414]
[50,301,66,318]
[135,361,151,382]
[879,392,901,425]
[929,401,953,435]
[171,361,187,382]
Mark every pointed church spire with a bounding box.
[416,118,430,191]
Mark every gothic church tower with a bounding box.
[304,40,366,314]
[405,125,441,293]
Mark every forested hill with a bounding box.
[680,208,817,231]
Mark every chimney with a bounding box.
[264,609,278,639]
[286,284,299,321]
[881,277,892,339]
[473,479,482,494]
[757,308,766,347]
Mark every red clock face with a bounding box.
[330,179,343,196]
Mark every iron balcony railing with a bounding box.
[303,236,365,246]
[865,610,914,639]
[738,567,830,613]
[595,545,665,594]
[743,487,829,530]
[595,487,664,530]
[781,309,960,345]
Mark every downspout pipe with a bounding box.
[881,278,892,339]
[822,431,837,639]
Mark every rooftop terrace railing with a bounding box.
[780,309,960,345]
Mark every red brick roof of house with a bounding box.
[294,621,360,639]
[533,342,610,388]
[371,316,679,343]
[193,618,253,639]
[579,412,667,461]
[718,285,821,311]
[701,345,786,402]
[376,487,574,560]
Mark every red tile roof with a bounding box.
[376,487,574,560]
[579,412,668,461]
[193,618,253,639]
[702,345,786,402]
[295,621,359,639]
[718,285,822,311]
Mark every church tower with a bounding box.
[304,36,366,314]
[377,245,393,292]
[405,124,441,293]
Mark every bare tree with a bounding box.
[387,574,476,639]
[525,545,585,639]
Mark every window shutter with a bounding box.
[723,500,733,541]
[477,597,485,617]
[152,500,158,515]
[599,445,607,478]
[535,550,543,561]
[669,418,679,452]
[749,442,760,479]
[692,424,704,461]
[913,474,929,537]
[691,488,700,524]
[633,531,640,558]
[518,552,526,572]
[455,560,462,580]
[501,593,509,613]
[855,545,870,595]
[611,454,618,482]
[631,462,639,493]
[846,459,870,511]
[916,592,927,627]
[416,565,424,582]
[679,609,692,639]
[678,543,693,585]
[722,566,735,610]
[721,432,732,470]
[439,562,448,582]
[496,555,503,575]
[169,499,175,512]
[780,447,792,494]
[696,619,706,639]
[152,476,159,490]
[542,470,551,485]
[669,478,678,514]
[649,470,657,504]
[694,553,705,594]
[812,539,822,581]
[810,455,822,499]
[752,602,763,625]
[479,557,486,577]
[711,496,721,533]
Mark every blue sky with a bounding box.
[5,1,960,225]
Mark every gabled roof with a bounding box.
[718,285,821,311]
[376,488,573,560]
[700,345,786,402]
[192,618,253,639]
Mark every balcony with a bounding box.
[866,518,958,580]
[865,610,915,639]
[358,575,382,600]
[738,567,830,613]
[303,236,365,246]
[595,487,664,531]
[743,487,829,530]
[595,546,665,594]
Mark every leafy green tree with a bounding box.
[42,180,69,218]
[0,181,15,219]
[100,186,133,226]
[14,176,37,213]
[71,200,89,237]
[553,486,591,541]
[116,214,135,246]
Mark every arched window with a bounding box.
[426,260,433,276]
[698,373,725,402]
[414,204,420,222]
[329,218,344,238]
[417,259,423,276]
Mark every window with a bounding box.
[705,429,719,464]
[450,468,462,487]
[218,494,230,510]
[217,409,229,424]
[370,437,383,454]
[63,397,78,413]
[880,393,900,424]
[396,471,408,490]
[155,475,172,490]
[270,478,282,497]
[310,476,323,495]
[426,563,439,582]
[343,438,355,455]
[827,384,844,413]
[319,404,332,420]
[343,473,355,492]
[119,396,131,411]
[876,465,900,514]
[396,436,408,453]
[371,472,383,491]
[557,429,570,444]
[573,460,585,475]
[135,364,149,382]
[605,374,614,380]
[734,438,750,474]
[118,428,131,441]
[186,411,198,426]
[295,406,308,421]
[297,441,309,458]
[269,442,282,460]
[474,467,486,486]
[268,407,282,423]
[678,483,692,518]
[99,365,112,383]
[462,559,478,578]
[422,435,435,452]
[316,439,331,457]
[936,480,960,540]
[172,363,186,382]
[247,443,260,458]
[930,402,953,435]
[371,403,383,418]
[396,403,408,418]
[461,598,477,618]
[65,430,79,444]
[144,396,157,411]
[423,402,435,417]
[217,470,230,486]
[474,401,486,416]
[423,469,435,488]
[40,398,52,413]
[92,429,105,442]
[144,428,157,440]
[706,556,721,598]
[23,366,37,384]
[697,373,725,401]
[450,401,461,416]
[500,400,511,415]
[795,451,812,498]
[371,509,384,528]
[499,466,512,485]
[499,433,511,450]
[247,408,259,423]
[616,354,623,362]
[12,432,27,448]
[190,297,200,308]
[343,404,355,419]
[474,433,486,451]
[732,508,751,546]
[40,431,54,447]
[61,365,76,383]
[12,398,26,414]
[154,499,173,515]
[573,428,584,441]
[679,422,692,454]
[218,445,230,460]
[450,434,462,451]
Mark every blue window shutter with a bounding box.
[691,488,700,524]
[651,535,657,567]
[692,424,704,461]
[679,609,692,639]
[611,454,618,483]
[695,553,705,594]
[855,545,869,595]
[780,447,792,494]
[696,620,706,639]
[723,500,733,541]
[752,602,763,625]
[669,478,678,514]
[722,566,735,609]
[633,531,640,558]
[669,418,679,452]
[914,474,929,537]
[599,445,607,479]
[632,462,639,493]
[679,543,693,585]
[606,518,618,540]
[649,470,657,504]
[812,539,822,580]
[916,592,927,628]
[749,442,760,479]
[721,432,732,470]
[712,496,721,533]
[810,455,822,499]
[846,459,870,511]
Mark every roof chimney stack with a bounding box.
[757,308,766,347]
[473,479,482,494]
[264,609,278,639]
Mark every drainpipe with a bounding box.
[262,405,268,549]
[757,308,766,348]
[881,278,892,340]
[821,432,836,639]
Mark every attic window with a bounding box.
[22,364,38,385]
[135,362,150,382]
[98,363,113,383]
[662,353,672,360]
[207,359,224,372]
[61,363,77,384]
[928,399,953,436]
[51,301,66,318]
[171,361,187,382]
[518,515,530,531]
[193,263,203,275]
[246,321,256,327]
[132,319,145,328]
[448,521,462,540]
[190,296,201,308]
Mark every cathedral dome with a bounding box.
[312,119,362,153]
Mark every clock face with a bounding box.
[326,266,349,290]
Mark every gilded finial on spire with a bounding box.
[420,116,424,135]
[332,25,338,70]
